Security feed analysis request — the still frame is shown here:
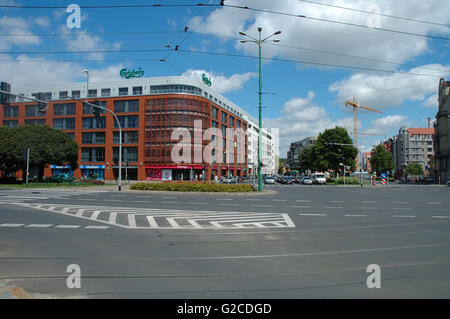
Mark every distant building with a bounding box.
[363,152,372,172]
[245,117,276,176]
[434,78,450,183]
[393,127,435,177]
[287,136,317,172]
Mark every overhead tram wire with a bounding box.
[2,29,449,74]
[2,3,449,41]
[1,48,449,78]
[297,0,450,28]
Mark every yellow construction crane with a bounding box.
[345,97,383,169]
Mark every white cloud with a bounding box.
[328,64,450,109]
[0,53,124,87]
[0,16,41,49]
[181,69,257,93]
[189,0,450,70]
[365,115,409,136]
[422,94,438,108]
[263,91,361,153]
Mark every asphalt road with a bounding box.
[0,183,449,299]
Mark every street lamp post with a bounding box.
[82,69,122,191]
[239,27,281,191]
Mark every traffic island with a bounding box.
[130,181,255,193]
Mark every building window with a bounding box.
[83,101,106,114]
[88,89,97,98]
[59,91,68,100]
[53,118,75,130]
[212,107,218,119]
[2,120,18,128]
[221,124,227,137]
[150,85,201,95]
[113,147,138,162]
[229,116,234,126]
[113,131,138,144]
[114,100,139,113]
[3,106,18,118]
[82,132,105,144]
[119,87,129,96]
[82,117,106,129]
[32,92,51,100]
[53,103,76,116]
[81,147,105,162]
[72,90,81,99]
[132,86,143,95]
[101,88,111,97]
[26,105,45,117]
[221,111,227,123]
[25,119,46,125]
[115,115,138,128]
[211,120,218,128]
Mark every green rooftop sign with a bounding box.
[120,67,144,79]
[202,73,212,86]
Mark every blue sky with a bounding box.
[1,0,449,156]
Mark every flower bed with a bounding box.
[130,181,254,192]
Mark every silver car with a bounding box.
[264,176,275,184]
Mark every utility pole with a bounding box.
[239,27,281,191]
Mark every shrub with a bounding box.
[334,177,361,185]
[130,181,254,192]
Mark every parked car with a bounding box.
[222,176,238,183]
[447,180,450,187]
[294,175,304,184]
[281,176,294,184]
[302,176,313,185]
[311,173,326,185]
[264,176,275,184]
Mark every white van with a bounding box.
[311,173,326,184]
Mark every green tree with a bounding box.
[370,144,394,176]
[406,162,424,176]
[298,146,317,172]
[0,124,79,179]
[313,127,357,172]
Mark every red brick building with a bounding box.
[0,76,248,181]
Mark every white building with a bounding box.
[244,116,276,176]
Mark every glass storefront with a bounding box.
[80,165,105,180]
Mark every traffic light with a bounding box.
[0,81,11,105]
[36,92,47,112]
[92,100,101,117]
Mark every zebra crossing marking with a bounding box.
[10,203,296,230]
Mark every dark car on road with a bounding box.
[281,176,294,184]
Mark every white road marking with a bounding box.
[217,198,233,201]
[0,223,24,227]
[427,202,442,205]
[296,200,312,203]
[109,212,117,224]
[85,226,109,229]
[246,199,261,201]
[329,201,344,203]
[272,199,287,202]
[393,208,412,210]
[394,202,409,204]
[345,214,368,217]
[188,202,207,205]
[161,197,178,199]
[135,201,149,203]
[325,207,343,209]
[90,210,102,220]
[128,214,137,228]
[392,215,416,218]
[360,207,377,210]
[432,208,450,211]
[432,216,450,219]
[290,206,311,208]
[299,213,328,217]
[160,201,181,204]
[219,203,240,206]
[56,225,81,229]
[26,224,53,228]
[362,201,378,204]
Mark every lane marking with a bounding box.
[160,201,181,204]
[246,199,261,201]
[362,201,378,204]
[329,201,344,203]
[432,216,450,219]
[394,202,409,204]
[325,207,343,209]
[219,203,240,206]
[109,212,117,224]
[85,226,109,229]
[0,223,24,227]
[427,202,443,205]
[272,199,287,202]
[25,224,53,228]
[299,213,328,217]
[393,208,412,210]
[290,206,311,208]
[217,198,233,201]
[345,214,368,217]
[188,202,207,205]
[251,205,274,207]
[56,225,81,229]
[128,215,137,228]
[360,207,377,210]
[296,200,312,203]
